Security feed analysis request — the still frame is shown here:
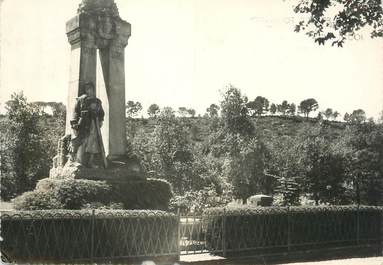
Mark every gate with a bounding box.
[178,209,226,256]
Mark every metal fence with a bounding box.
[179,206,383,257]
[179,212,224,255]
[1,210,179,263]
[1,206,382,263]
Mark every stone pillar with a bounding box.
[98,20,131,158]
[65,14,97,134]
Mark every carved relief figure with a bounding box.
[70,82,106,168]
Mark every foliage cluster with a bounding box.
[0,92,65,200]
[13,179,112,210]
[129,86,383,210]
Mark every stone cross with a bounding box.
[65,0,131,159]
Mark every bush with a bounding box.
[51,179,111,209]
[204,205,382,256]
[112,178,172,210]
[1,210,178,263]
[13,191,63,210]
[14,179,111,210]
[169,185,231,214]
[13,178,172,211]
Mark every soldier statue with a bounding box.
[70,82,106,168]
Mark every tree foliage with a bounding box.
[299,98,319,118]
[247,96,269,116]
[298,123,348,205]
[293,0,383,46]
[1,92,52,199]
[206,104,220,117]
[147,103,160,118]
[277,100,290,116]
[126,100,142,118]
[220,85,254,136]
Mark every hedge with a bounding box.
[13,179,111,210]
[111,178,172,210]
[204,205,382,256]
[1,210,178,263]
[13,178,172,211]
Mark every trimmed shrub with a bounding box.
[51,179,111,209]
[111,178,172,210]
[1,210,178,263]
[12,191,64,210]
[204,206,382,256]
[13,178,172,211]
[14,179,111,210]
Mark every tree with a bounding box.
[298,124,348,205]
[344,112,350,122]
[246,96,269,116]
[178,107,189,117]
[266,135,304,206]
[1,92,48,197]
[299,98,319,118]
[126,101,142,118]
[342,121,383,205]
[293,0,383,46]
[220,85,254,136]
[213,86,268,203]
[277,100,290,116]
[187,108,196,118]
[348,109,367,124]
[332,111,340,120]
[287,103,296,116]
[324,108,333,120]
[0,118,17,200]
[147,104,160,118]
[206,104,220,117]
[222,136,266,203]
[269,103,277,115]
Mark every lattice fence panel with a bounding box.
[1,210,178,263]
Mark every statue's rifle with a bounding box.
[94,117,108,169]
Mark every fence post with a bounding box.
[91,209,95,262]
[222,207,227,257]
[287,206,291,253]
[177,207,181,259]
[356,205,360,245]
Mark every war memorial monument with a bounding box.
[39,0,171,210]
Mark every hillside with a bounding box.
[126,115,346,144]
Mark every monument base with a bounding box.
[50,156,146,181]
[28,156,173,210]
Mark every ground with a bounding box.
[180,254,383,265]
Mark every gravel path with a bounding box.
[180,254,383,265]
[278,257,383,265]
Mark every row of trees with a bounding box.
[128,97,370,124]
[127,101,197,119]
[129,85,383,210]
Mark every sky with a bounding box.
[0,0,382,119]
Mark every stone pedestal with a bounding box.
[48,157,172,210]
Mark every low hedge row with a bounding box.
[13,178,172,211]
[204,206,382,256]
[1,210,178,263]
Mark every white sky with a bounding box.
[0,0,382,119]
